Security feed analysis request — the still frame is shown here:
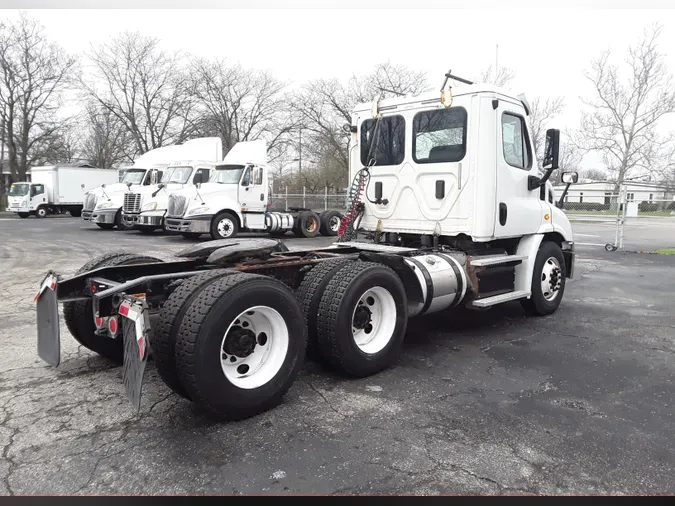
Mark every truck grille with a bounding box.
[84,193,97,211]
[168,195,187,217]
[123,193,141,213]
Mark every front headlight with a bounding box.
[142,202,158,211]
[96,201,117,210]
[186,206,210,216]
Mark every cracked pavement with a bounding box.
[1,215,674,494]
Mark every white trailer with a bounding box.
[6,165,118,218]
[35,72,579,422]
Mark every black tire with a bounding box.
[181,232,202,240]
[35,207,47,218]
[319,210,343,237]
[210,211,239,240]
[62,253,163,363]
[17,212,29,219]
[316,262,408,377]
[96,223,115,230]
[174,273,307,421]
[70,209,82,218]
[153,269,233,399]
[138,226,157,234]
[293,210,321,238]
[520,241,567,316]
[114,209,130,230]
[295,258,354,360]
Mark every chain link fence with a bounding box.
[563,195,675,217]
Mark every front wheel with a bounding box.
[138,226,157,235]
[17,212,30,219]
[520,240,566,316]
[210,211,239,240]
[96,223,115,230]
[36,207,48,218]
[174,273,307,421]
[181,232,202,240]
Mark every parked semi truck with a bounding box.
[6,165,118,218]
[35,72,578,422]
[82,138,222,230]
[164,140,345,240]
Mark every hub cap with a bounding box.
[541,257,562,302]
[217,218,235,238]
[220,306,289,389]
[329,215,341,232]
[351,286,397,355]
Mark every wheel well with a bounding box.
[543,232,565,247]
[212,210,241,228]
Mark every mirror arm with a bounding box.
[556,182,572,209]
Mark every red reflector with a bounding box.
[108,317,117,334]
[95,316,103,328]
[118,304,130,317]
[91,285,97,293]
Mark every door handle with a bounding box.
[499,203,507,226]
[260,194,264,201]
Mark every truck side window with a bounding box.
[502,113,531,170]
[194,169,210,184]
[253,167,263,185]
[31,184,44,196]
[413,107,467,164]
[360,115,405,166]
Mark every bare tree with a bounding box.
[480,65,516,87]
[0,13,77,181]
[550,140,584,185]
[80,102,134,168]
[292,62,431,187]
[528,96,566,166]
[578,24,675,190]
[189,58,295,157]
[83,32,196,157]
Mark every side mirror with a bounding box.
[157,183,165,190]
[561,171,578,184]
[543,129,560,170]
[196,183,202,190]
[101,184,106,189]
[81,184,85,189]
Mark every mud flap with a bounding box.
[119,296,151,413]
[35,272,60,367]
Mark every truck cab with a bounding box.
[83,166,164,230]
[121,161,214,233]
[7,182,46,216]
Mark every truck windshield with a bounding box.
[161,166,193,185]
[8,183,30,196]
[120,169,146,185]
[210,165,244,184]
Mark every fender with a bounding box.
[514,233,544,294]
[195,193,244,226]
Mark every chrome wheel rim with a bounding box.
[541,257,562,302]
[217,218,235,238]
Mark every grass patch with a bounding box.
[653,248,675,255]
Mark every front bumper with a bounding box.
[89,209,119,224]
[165,215,212,234]
[123,211,165,228]
[82,210,93,221]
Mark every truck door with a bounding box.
[494,102,544,238]
[239,165,267,229]
[30,184,46,209]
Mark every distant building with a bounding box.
[553,180,675,205]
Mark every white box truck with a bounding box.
[6,165,119,218]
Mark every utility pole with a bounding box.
[298,127,302,175]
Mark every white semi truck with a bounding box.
[164,140,345,240]
[6,165,119,218]
[82,138,222,230]
[120,138,223,233]
[35,72,578,422]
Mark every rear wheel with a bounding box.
[153,270,233,399]
[174,273,307,421]
[315,262,408,377]
[293,210,321,238]
[69,209,82,218]
[520,241,566,316]
[115,209,130,230]
[62,253,163,363]
[319,210,343,236]
[295,258,354,360]
[96,223,115,230]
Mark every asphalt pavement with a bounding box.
[1,214,674,494]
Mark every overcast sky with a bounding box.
[3,3,675,171]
